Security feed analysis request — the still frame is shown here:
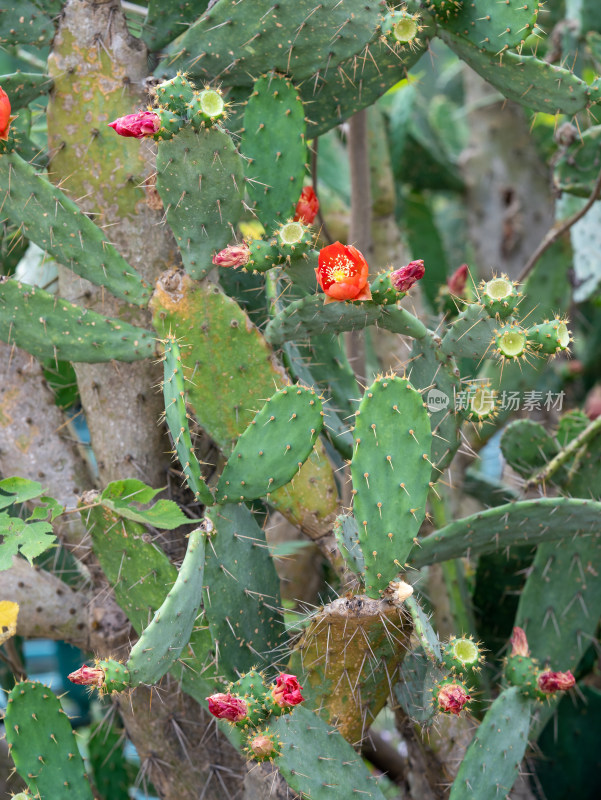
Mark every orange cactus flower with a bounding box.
[316,242,372,304]
[0,86,15,142]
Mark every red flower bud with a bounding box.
[212,242,251,268]
[537,670,575,694]
[293,186,320,225]
[206,692,248,721]
[436,681,471,715]
[390,260,425,293]
[510,626,530,658]
[448,264,469,296]
[68,664,105,689]
[271,673,304,707]
[316,242,372,304]
[108,111,160,139]
[0,86,14,142]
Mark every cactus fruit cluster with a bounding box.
[1,1,601,799]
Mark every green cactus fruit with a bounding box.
[381,8,421,46]
[462,380,497,424]
[527,317,571,355]
[479,275,520,319]
[369,270,402,305]
[494,321,530,361]
[351,374,433,597]
[5,681,94,799]
[276,220,312,259]
[155,72,196,114]
[241,74,307,229]
[244,728,282,762]
[187,87,227,130]
[245,237,281,273]
[0,152,151,305]
[162,333,214,506]
[96,659,131,694]
[155,106,185,140]
[442,635,485,676]
[156,126,244,279]
[229,669,269,728]
[449,687,531,800]
[0,278,156,363]
[216,385,324,503]
[504,653,541,700]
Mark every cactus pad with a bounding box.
[156,126,244,279]
[216,385,324,503]
[241,74,307,229]
[5,681,93,799]
[351,374,432,596]
[0,278,156,363]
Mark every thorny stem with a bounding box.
[524,413,601,490]
[517,164,601,282]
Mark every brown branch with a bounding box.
[2,556,131,655]
[517,165,601,283]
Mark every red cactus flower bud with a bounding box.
[0,86,15,142]
[271,673,304,707]
[206,692,248,721]
[436,681,471,715]
[108,111,161,139]
[448,264,469,296]
[316,242,372,304]
[293,186,320,225]
[68,664,105,689]
[212,242,251,268]
[510,626,530,658]
[537,670,575,694]
[390,259,425,293]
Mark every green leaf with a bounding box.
[0,513,56,570]
[99,479,194,530]
[0,477,45,509]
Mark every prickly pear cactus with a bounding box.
[1,1,601,799]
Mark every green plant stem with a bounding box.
[524,414,601,490]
